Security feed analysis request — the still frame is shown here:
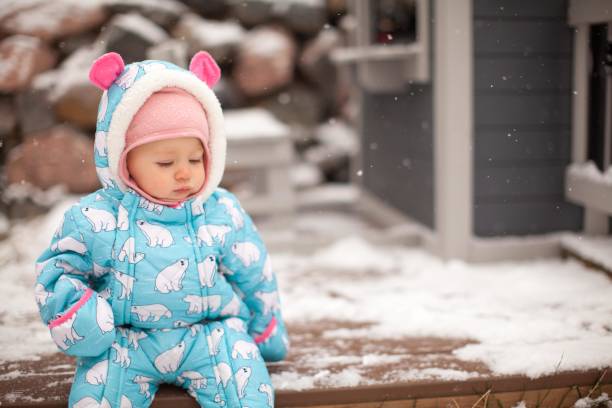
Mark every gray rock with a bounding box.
[179,0,229,18]
[214,77,247,110]
[102,0,187,29]
[257,83,325,129]
[147,39,188,68]
[15,88,56,136]
[0,35,57,93]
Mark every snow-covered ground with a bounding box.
[1,195,612,389]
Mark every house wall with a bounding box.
[362,87,434,228]
[472,0,583,236]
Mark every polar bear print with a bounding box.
[97,166,115,190]
[213,362,232,388]
[113,270,135,300]
[220,263,235,277]
[116,64,139,89]
[198,255,217,288]
[155,259,188,293]
[120,395,132,408]
[92,262,111,278]
[111,342,131,368]
[220,295,241,317]
[58,276,87,292]
[97,91,108,123]
[214,394,226,406]
[35,259,52,278]
[94,130,107,157]
[173,320,191,328]
[218,197,244,229]
[189,323,203,337]
[133,375,153,399]
[99,287,112,300]
[207,327,224,355]
[142,62,167,75]
[96,296,114,333]
[183,294,222,314]
[178,370,207,390]
[120,328,148,350]
[85,359,108,385]
[208,225,232,246]
[50,313,83,350]
[136,220,173,247]
[191,199,205,216]
[196,224,214,247]
[231,242,260,267]
[138,198,163,214]
[225,317,247,333]
[255,291,280,315]
[73,396,109,408]
[82,207,116,232]
[54,259,80,275]
[262,255,273,282]
[117,237,145,264]
[235,367,252,399]
[117,205,129,231]
[259,383,273,407]
[231,340,260,360]
[34,283,50,307]
[51,236,87,255]
[131,304,172,322]
[154,341,185,374]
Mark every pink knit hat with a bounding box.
[118,87,211,204]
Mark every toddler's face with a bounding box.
[127,137,205,202]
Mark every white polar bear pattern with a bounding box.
[55,259,78,274]
[231,340,260,360]
[225,317,246,333]
[155,259,188,293]
[207,327,224,356]
[73,397,110,408]
[178,371,207,389]
[116,64,139,89]
[136,220,173,247]
[97,91,108,123]
[34,283,50,307]
[154,341,185,374]
[120,395,132,408]
[51,236,87,255]
[255,291,280,315]
[96,296,114,333]
[198,255,217,288]
[220,295,241,317]
[81,207,116,232]
[112,342,131,367]
[117,205,129,231]
[85,359,108,385]
[235,367,252,399]
[214,362,232,388]
[259,383,273,407]
[138,198,163,214]
[219,197,244,229]
[262,255,273,282]
[195,224,213,246]
[131,304,172,322]
[183,295,221,314]
[117,237,145,264]
[133,375,153,399]
[92,262,111,278]
[231,242,260,267]
[113,270,135,300]
[94,130,107,157]
[118,328,148,350]
[97,167,114,190]
[207,225,231,246]
[50,313,83,350]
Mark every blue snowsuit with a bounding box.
[34,53,288,408]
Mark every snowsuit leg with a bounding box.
[178,320,275,407]
[68,327,160,408]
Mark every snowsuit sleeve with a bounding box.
[34,204,116,357]
[219,192,289,362]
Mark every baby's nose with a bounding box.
[175,166,191,180]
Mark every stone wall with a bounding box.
[0,0,358,219]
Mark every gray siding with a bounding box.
[473,0,582,236]
[362,87,434,228]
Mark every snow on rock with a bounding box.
[568,161,612,185]
[561,234,612,273]
[224,108,290,140]
[574,393,611,408]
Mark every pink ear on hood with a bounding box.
[189,51,220,88]
[89,52,125,90]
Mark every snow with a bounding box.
[0,35,41,84]
[110,12,168,43]
[574,393,612,408]
[568,161,612,185]
[1,195,611,390]
[178,14,245,47]
[224,108,291,140]
[561,234,612,272]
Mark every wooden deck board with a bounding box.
[1,320,610,407]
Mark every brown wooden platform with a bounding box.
[1,320,610,407]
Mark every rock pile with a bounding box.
[0,0,359,218]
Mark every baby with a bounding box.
[34,51,288,408]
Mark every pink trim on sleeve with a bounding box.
[48,288,94,329]
[254,316,277,344]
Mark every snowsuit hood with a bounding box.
[90,51,226,208]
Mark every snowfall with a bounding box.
[0,188,612,394]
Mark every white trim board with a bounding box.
[433,0,474,259]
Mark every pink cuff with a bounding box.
[254,316,277,344]
[48,288,93,329]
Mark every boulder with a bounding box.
[231,0,326,35]
[99,13,169,63]
[0,2,107,42]
[0,96,18,163]
[258,83,325,129]
[147,39,188,68]
[214,77,247,110]
[233,25,297,98]
[231,0,274,28]
[15,88,56,135]
[54,82,102,129]
[102,0,187,30]
[178,0,229,18]
[5,125,99,193]
[0,35,57,93]
[173,14,245,64]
